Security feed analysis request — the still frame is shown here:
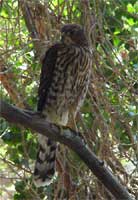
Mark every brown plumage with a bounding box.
[34,24,92,187]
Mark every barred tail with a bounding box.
[34,135,57,187]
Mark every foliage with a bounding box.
[0,0,137,199]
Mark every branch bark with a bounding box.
[0,100,133,200]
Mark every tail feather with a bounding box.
[34,135,57,187]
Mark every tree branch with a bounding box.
[0,100,133,200]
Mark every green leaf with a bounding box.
[127,3,135,13]
[127,18,135,26]
[15,181,26,193]
[113,37,121,46]
[1,131,21,144]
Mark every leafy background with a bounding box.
[0,0,138,199]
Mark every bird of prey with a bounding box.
[34,24,92,187]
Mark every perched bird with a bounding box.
[34,24,92,187]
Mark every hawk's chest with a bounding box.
[45,46,91,109]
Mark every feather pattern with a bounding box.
[34,24,92,187]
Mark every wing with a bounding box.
[37,44,60,112]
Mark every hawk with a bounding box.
[34,24,92,187]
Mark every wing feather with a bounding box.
[37,44,60,111]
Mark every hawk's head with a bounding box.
[61,24,88,47]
